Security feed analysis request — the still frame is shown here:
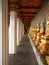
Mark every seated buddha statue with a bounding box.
[35,23,40,45]
[39,18,49,54]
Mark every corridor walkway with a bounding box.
[9,34,38,65]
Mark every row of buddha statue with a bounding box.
[29,19,49,55]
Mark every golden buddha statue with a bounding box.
[29,25,37,41]
[35,23,40,45]
[29,26,35,39]
[39,18,49,54]
[32,25,37,41]
[38,22,45,49]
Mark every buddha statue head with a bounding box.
[36,23,40,32]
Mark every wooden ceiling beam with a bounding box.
[23,18,32,19]
[23,17,34,18]
[22,16,35,17]
[22,14,35,16]
[23,16,34,18]
[23,18,33,19]
[20,6,41,9]
[20,12,37,14]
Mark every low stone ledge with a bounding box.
[28,34,48,65]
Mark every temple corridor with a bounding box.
[0,0,49,65]
[9,34,38,65]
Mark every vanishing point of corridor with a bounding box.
[9,34,38,65]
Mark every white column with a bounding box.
[0,0,2,65]
[9,11,17,54]
[19,20,22,41]
[17,18,20,45]
[20,22,22,39]
[21,23,24,37]
[15,18,17,52]
[3,0,9,65]
[21,22,22,38]
[17,18,24,45]
[23,23,24,35]
[19,22,24,39]
[0,0,9,65]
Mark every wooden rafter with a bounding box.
[20,6,41,9]
[20,12,37,14]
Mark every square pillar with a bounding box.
[2,0,9,64]
[21,23,24,37]
[17,18,24,45]
[9,11,17,54]
[0,0,2,65]
[0,0,9,65]
[21,21,24,38]
[17,18,20,45]
[19,20,22,41]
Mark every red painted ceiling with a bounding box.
[9,0,45,24]
[19,0,45,24]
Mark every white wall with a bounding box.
[0,0,2,64]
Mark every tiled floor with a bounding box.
[9,34,38,65]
